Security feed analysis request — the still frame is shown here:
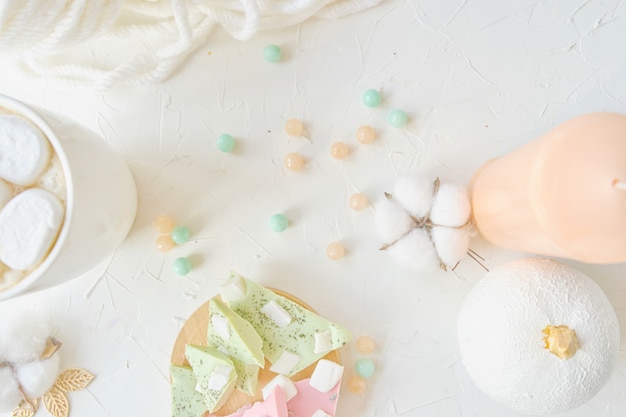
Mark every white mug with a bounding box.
[0,94,137,300]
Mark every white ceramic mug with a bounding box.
[0,94,137,300]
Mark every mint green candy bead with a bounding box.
[355,358,376,378]
[388,109,408,128]
[263,44,282,63]
[217,133,235,152]
[171,226,191,244]
[173,257,192,275]
[270,213,289,232]
[362,89,381,108]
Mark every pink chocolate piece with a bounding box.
[241,386,288,417]
[287,378,342,417]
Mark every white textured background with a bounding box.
[1,1,626,416]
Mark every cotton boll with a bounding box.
[392,175,435,218]
[374,198,416,244]
[0,313,51,363]
[15,354,61,398]
[431,226,470,268]
[429,183,471,227]
[386,228,440,273]
[0,367,21,412]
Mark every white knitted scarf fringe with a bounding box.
[0,0,384,89]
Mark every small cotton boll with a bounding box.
[429,183,471,227]
[0,313,52,363]
[16,354,61,398]
[392,175,435,218]
[374,198,416,244]
[0,367,21,413]
[431,226,470,268]
[386,228,440,273]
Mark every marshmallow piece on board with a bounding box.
[309,360,344,393]
[270,350,301,375]
[262,374,298,402]
[311,410,332,417]
[429,183,471,227]
[0,188,64,270]
[0,115,51,186]
[220,273,248,302]
[261,300,293,328]
[243,385,288,417]
[392,175,435,219]
[0,180,12,209]
[374,198,416,244]
[431,226,470,268]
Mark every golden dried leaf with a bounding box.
[40,338,62,360]
[54,368,95,392]
[11,398,38,417]
[43,387,69,417]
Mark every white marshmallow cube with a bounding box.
[262,374,297,401]
[211,315,231,340]
[0,188,64,270]
[0,115,51,186]
[220,274,247,301]
[309,359,343,393]
[261,300,292,328]
[311,410,332,417]
[313,329,332,354]
[207,364,234,391]
[269,350,301,375]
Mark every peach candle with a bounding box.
[470,113,626,263]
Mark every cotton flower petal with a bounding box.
[375,197,416,244]
[431,226,470,268]
[0,312,51,363]
[0,367,21,412]
[430,183,470,227]
[386,228,440,273]
[16,354,61,398]
[392,175,435,219]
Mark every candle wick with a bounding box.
[614,179,626,191]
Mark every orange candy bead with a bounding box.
[349,193,368,211]
[285,118,304,136]
[330,141,350,159]
[156,235,175,252]
[326,242,346,260]
[152,215,176,234]
[356,336,376,354]
[356,125,376,144]
[284,152,305,171]
[348,376,367,394]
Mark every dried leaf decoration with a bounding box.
[12,398,38,417]
[11,367,95,417]
[43,387,69,417]
[55,369,95,392]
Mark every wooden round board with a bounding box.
[170,289,342,416]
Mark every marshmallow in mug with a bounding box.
[0,113,66,291]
